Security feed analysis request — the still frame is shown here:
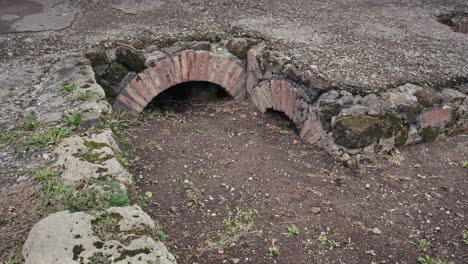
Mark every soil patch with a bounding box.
[128,99,468,264]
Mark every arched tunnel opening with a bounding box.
[145,81,231,113]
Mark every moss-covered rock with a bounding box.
[83,48,109,67]
[333,115,383,148]
[420,127,439,142]
[116,46,146,72]
[414,89,444,107]
[320,103,341,131]
[394,126,409,146]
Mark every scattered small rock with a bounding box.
[311,207,321,214]
[365,184,371,189]
[372,227,382,235]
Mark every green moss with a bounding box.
[420,127,439,142]
[84,141,109,149]
[394,126,409,146]
[333,115,383,148]
[114,248,151,262]
[91,213,123,241]
[72,147,112,164]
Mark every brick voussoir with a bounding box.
[188,52,195,80]
[138,73,158,98]
[147,67,163,93]
[216,58,230,85]
[165,57,177,85]
[208,55,220,83]
[202,52,210,81]
[231,74,246,97]
[117,94,144,113]
[181,52,188,82]
[155,62,170,91]
[226,67,244,92]
[194,51,202,80]
[172,55,182,84]
[130,79,152,102]
[125,83,148,107]
[221,61,236,88]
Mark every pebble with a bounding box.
[372,227,382,235]
[365,184,371,189]
[311,207,321,214]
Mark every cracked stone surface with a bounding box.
[53,130,132,185]
[0,0,467,92]
[22,205,177,264]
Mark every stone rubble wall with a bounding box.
[246,43,468,160]
[21,54,177,264]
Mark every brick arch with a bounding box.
[113,50,246,118]
[250,79,298,120]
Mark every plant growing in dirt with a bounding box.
[318,233,341,250]
[59,83,78,95]
[100,114,128,133]
[35,169,71,207]
[286,224,300,237]
[156,229,168,242]
[417,255,454,264]
[461,229,468,245]
[276,128,292,136]
[413,239,431,252]
[266,239,279,257]
[463,161,468,168]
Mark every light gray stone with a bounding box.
[144,51,168,68]
[22,205,176,264]
[53,130,132,185]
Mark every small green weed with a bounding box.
[62,112,83,129]
[156,229,168,242]
[115,150,131,168]
[277,128,292,136]
[67,183,130,212]
[35,169,71,207]
[1,254,19,264]
[318,234,341,250]
[223,208,254,240]
[463,161,468,168]
[148,259,160,264]
[77,90,97,101]
[100,114,127,133]
[0,130,22,145]
[21,115,42,131]
[461,229,468,245]
[59,83,78,95]
[413,239,430,252]
[286,224,300,237]
[267,239,279,257]
[307,249,315,258]
[140,108,160,121]
[417,255,454,264]
[24,127,70,147]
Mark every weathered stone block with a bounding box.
[116,46,146,72]
[333,115,383,148]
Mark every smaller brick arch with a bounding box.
[250,79,298,120]
[113,50,246,118]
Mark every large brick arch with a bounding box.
[113,50,246,118]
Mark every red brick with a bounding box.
[147,67,163,92]
[231,73,246,97]
[226,67,243,92]
[221,62,236,88]
[289,88,297,118]
[188,52,194,80]
[131,79,152,102]
[181,52,188,82]
[270,80,277,110]
[138,73,158,97]
[300,116,314,138]
[113,99,139,119]
[155,62,170,90]
[216,58,230,85]
[127,82,149,105]
[235,89,246,100]
[165,57,176,85]
[202,52,210,81]
[194,51,202,80]
[208,55,220,82]
[172,56,182,84]
[117,94,144,113]
[419,107,452,128]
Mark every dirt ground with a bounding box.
[127,97,468,264]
